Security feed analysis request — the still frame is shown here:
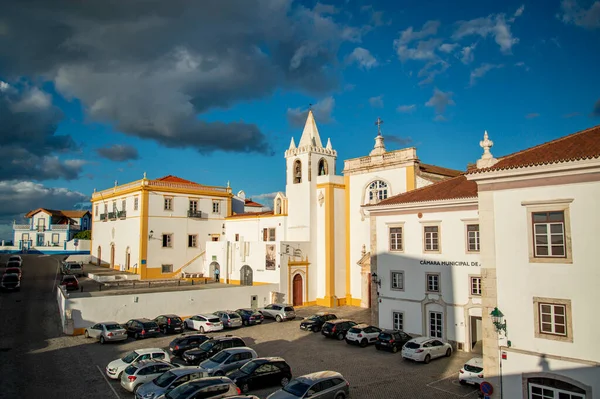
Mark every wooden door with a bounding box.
[110,245,115,268]
[97,246,101,266]
[292,274,303,306]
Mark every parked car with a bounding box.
[62,261,84,276]
[345,324,382,347]
[169,334,211,357]
[135,367,206,399]
[154,376,241,399]
[259,304,296,322]
[105,348,170,380]
[124,318,161,339]
[182,335,246,365]
[7,255,22,266]
[459,357,484,386]
[4,267,22,279]
[60,274,79,291]
[214,310,243,328]
[0,273,20,292]
[198,347,257,377]
[120,359,178,394]
[235,308,264,326]
[375,329,412,353]
[225,396,260,399]
[299,313,337,333]
[154,314,185,334]
[401,337,453,364]
[321,319,357,341]
[6,260,21,269]
[228,357,292,394]
[185,314,224,333]
[85,321,128,344]
[266,370,350,399]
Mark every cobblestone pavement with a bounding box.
[1,254,481,399]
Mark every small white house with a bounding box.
[367,174,482,353]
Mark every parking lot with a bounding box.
[0,254,481,399]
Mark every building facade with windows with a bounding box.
[466,125,600,399]
[12,208,91,252]
[366,175,483,353]
[90,175,233,279]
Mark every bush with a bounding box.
[74,230,91,240]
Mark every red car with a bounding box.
[60,275,79,291]
[4,267,22,279]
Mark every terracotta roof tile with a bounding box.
[469,124,600,174]
[244,199,265,207]
[373,175,478,206]
[227,210,274,219]
[25,208,90,219]
[419,163,463,177]
[155,175,200,185]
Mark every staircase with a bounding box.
[174,250,206,279]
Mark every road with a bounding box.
[0,254,117,399]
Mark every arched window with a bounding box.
[294,159,302,184]
[275,198,282,214]
[318,158,328,176]
[367,180,389,204]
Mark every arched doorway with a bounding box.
[97,246,101,266]
[110,244,115,269]
[209,262,220,277]
[292,274,303,306]
[125,247,131,270]
[240,265,253,286]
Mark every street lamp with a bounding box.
[371,272,381,287]
[490,307,507,334]
[149,230,154,240]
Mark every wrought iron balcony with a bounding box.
[100,213,108,221]
[187,210,207,219]
[108,212,117,220]
[118,210,127,219]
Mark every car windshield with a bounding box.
[125,364,138,374]
[105,324,121,330]
[165,383,200,399]
[154,370,177,388]
[210,351,230,364]
[8,257,19,261]
[405,342,421,349]
[239,360,259,375]
[228,313,240,319]
[208,317,220,323]
[284,307,294,312]
[379,333,392,340]
[6,268,19,273]
[3,275,18,282]
[142,322,157,328]
[283,380,310,396]
[464,364,484,373]
[63,277,76,282]
[348,327,362,334]
[171,317,182,323]
[199,341,215,351]
[121,351,139,363]
[307,315,321,321]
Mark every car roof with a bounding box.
[186,376,233,387]
[296,371,343,383]
[222,347,255,354]
[465,357,484,367]
[159,314,180,318]
[135,348,165,354]
[410,336,436,344]
[381,329,403,333]
[210,335,241,341]
[130,318,155,322]
[171,367,204,376]
[197,313,219,319]
[62,274,77,278]
[133,359,170,368]
[251,357,286,364]
[327,319,354,324]
[351,323,371,329]
[269,303,292,306]
[2,273,19,278]
[99,321,121,325]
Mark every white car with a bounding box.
[185,314,223,333]
[105,348,170,380]
[401,337,452,364]
[345,324,382,347]
[459,357,484,386]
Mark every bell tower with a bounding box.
[284,110,337,242]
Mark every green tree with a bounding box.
[74,230,91,239]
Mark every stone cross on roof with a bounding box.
[375,117,383,136]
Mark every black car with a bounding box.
[299,313,337,332]
[169,333,210,357]
[124,318,160,339]
[321,319,358,340]
[182,335,246,365]
[235,309,264,326]
[154,314,184,334]
[227,357,292,394]
[375,329,412,353]
[0,274,20,292]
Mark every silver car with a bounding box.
[135,367,205,399]
[214,311,243,328]
[267,371,350,399]
[198,347,257,377]
[259,304,296,322]
[155,377,241,399]
[85,322,127,344]
[120,360,177,394]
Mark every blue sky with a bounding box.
[0,0,599,240]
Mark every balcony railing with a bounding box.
[187,210,207,219]
[108,212,117,220]
[118,210,127,219]
[100,213,107,221]
[13,224,83,231]
[13,224,30,230]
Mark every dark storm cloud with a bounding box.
[0,0,358,155]
[96,144,139,162]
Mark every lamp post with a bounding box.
[490,307,507,335]
[149,230,154,240]
[370,272,381,287]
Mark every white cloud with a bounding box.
[525,113,540,119]
[514,5,525,18]
[395,38,442,62]
[286,96,335,127]
[452,9,522,54]
[369,95,384,108]
[418,60,449,86]
[439,43,459,53]
[558,0,600,29]
[0,81,10,92]
[346,47,378,69]
[11,87,52,112]
[314,2,339,15]
[397,104,416,113]
[425,88,455,115]
[396,20,441,45]
[469,63,503,86]
[461,43,477,64]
